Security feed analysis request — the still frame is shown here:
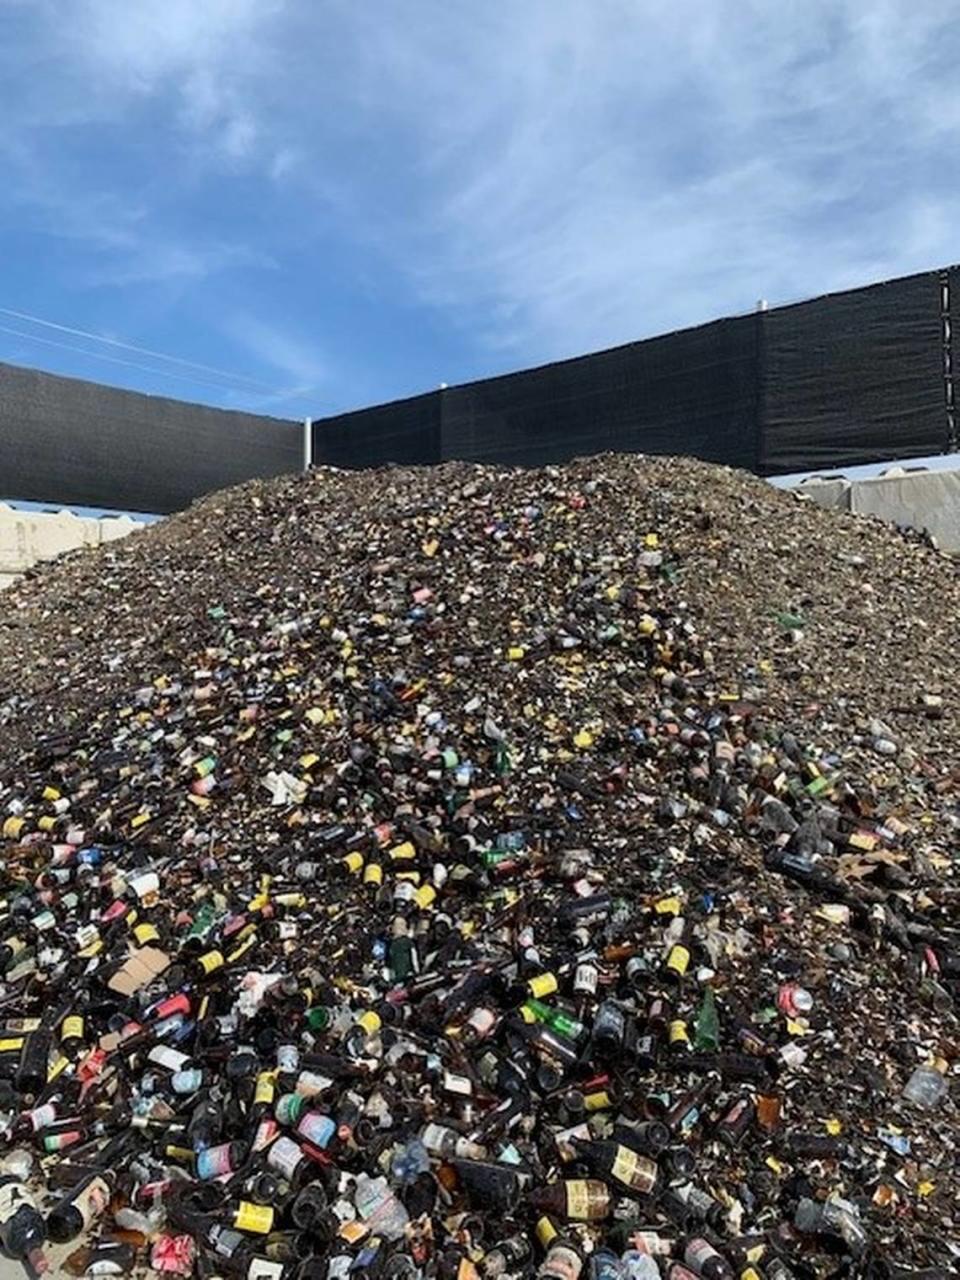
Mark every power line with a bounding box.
[0,304,277,392]
[0,324,283,399]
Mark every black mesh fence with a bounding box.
[0,362,300,514]
[760,272,946,474]
[310,391,440,470]
[312,268,956,479]
[3,269,956,517]
[948,267,959,451]
[440,314,760,470]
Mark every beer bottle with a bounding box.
[590,1002,627,1061]
[715,1095,754,1148]
[59,1012,87,1058]
[522,999,585,1042]
[612,1117,671,1156]
[15,1026,53,1100]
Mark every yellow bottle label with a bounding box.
[612,1146,657,1193]
[0,1038,25,1054]
[47,1054,70,1082]
[389,841,416,861]
[666,944,690,976]
[357,1010,382,1036]
[61,1016,84,1043]
[564,1179,605,1220]
[255,1073,276,1105]
[165,1145,195,1164]
[343,852,365,875]
[583,1090,612,1112]
[415,884,437,910]
[2,817,25,839]
[198,950,224,975]
[669,1019,690,1045]
[226,935,256,965]
[364,863,383,886]
[535,1217,558,1248]
[528,972,558,999]
[234,1201,274,1234]
[565,1179,591,1220]
[611,1145,638,1186]
[274,892,306,908]
[134,923,159,945]
[42,786,61,802]
[38,816,57,833]
[654,895,682,915]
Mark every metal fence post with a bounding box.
[303,417,313,471]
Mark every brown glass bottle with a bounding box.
[529,1179,611,1221]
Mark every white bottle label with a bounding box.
[420,1122,451,1153]
[147,1045,189,1072]
[0,1179,37,1222]
[247,1262,285,1280]
[574,964,598,994]
[266,1135,303,1179]
[73,1176,111,1230]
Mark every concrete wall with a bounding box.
[0,504,143,589]
[794,465,960,551]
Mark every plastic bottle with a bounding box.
[621,1256,661,1280]
[589,1249,627,1280]
[901,1057,949,1109]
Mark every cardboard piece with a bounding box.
[106,946,170,997]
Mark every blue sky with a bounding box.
[1,1,959,422]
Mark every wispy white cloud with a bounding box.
[0,0,287,287]
[223,313,325,408]
[68,0,283,165]
[305,1,960,355]
[1,0,959,378]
